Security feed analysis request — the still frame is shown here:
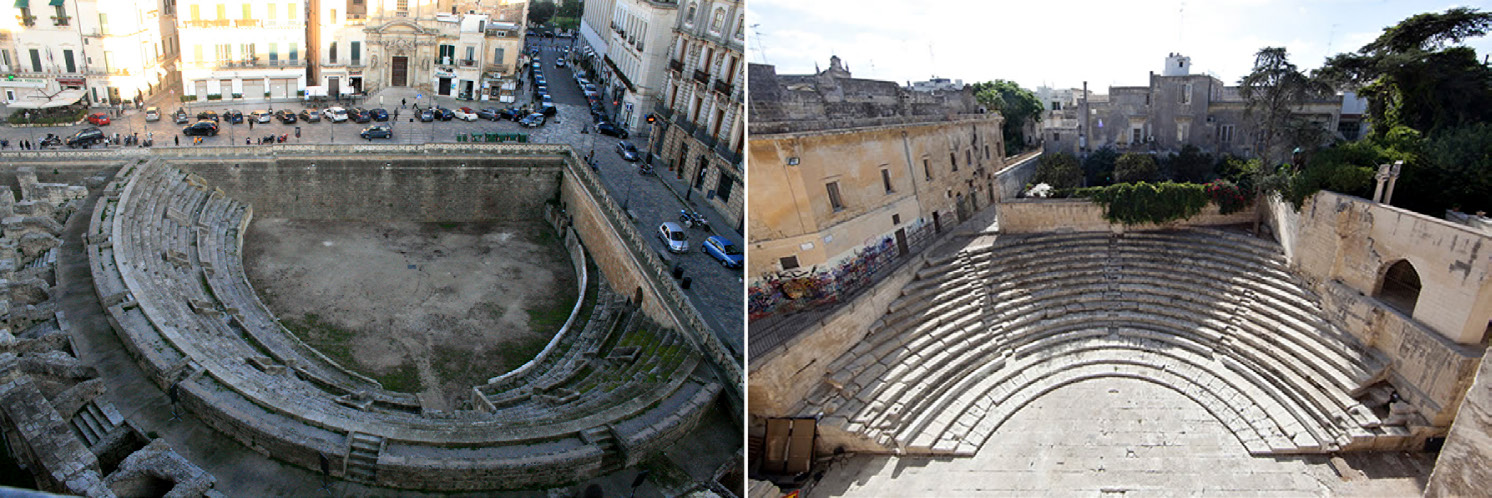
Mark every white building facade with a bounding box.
[177,0,307,102]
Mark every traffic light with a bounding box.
[645,114,656,124]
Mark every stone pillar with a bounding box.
[1383,160,1403,205]
[15,167,37,202]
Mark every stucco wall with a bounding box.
[997,198,1255,233]
[1425,345,1492,497]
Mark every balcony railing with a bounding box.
[17,15,35,27]
[51,15,69,26]
[350,59,363,67]
[691,69,708,84]
[183,59,306,70]
[459,59,476,67]
[668,59,683,73]
[485,63,511,73]
[712,79,732,96]
[182,19,303,29]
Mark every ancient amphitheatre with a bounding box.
[0,144,742,495]
[748,161,1492,495]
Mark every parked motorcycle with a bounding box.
[638,163,655,176]
[678,209,711,231]
[39,134,62,149]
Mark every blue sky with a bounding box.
[746,0,1492,91]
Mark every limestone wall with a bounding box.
[991,152,1041,203]
[997,198,1255,233]
[173,158,562,222]
[1287,192,1492,345]
[1425,345,1492,497]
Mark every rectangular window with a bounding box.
[193,45,202,64]
[1180,82,1193,104]
[966,150,973,167]
[189,4,199,21]
[242,4,251,19]
[240,43,255,60]
[881,168,893,194]
[268,3,276,19]
[493,47,504,64]
[396,0,408,16]
[464,46,473,62]
[328,42,337,63]
[53,4,66,25]
[351,41,361,63]
[269,43,278,61]
[1219,124,1235,143]
[216,4,226,20]
[892,214,901,225]
[99,13,108,34]
[102,51,113,71]
[63,50,75,73]
[289,43,298,60]
[1132,128,1143,144]
[1177,121,1190,142]
[950,152,958,172]
[985,145,991,160]
[287,3,296,20]
[923,159,932,181]
[826,181,844,211]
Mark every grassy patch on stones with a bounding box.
[282,313,356,367]
[375,363,421,393]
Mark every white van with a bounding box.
[323,106,349,122]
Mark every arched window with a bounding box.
[1376,260,1422,315]
[685,2,697,24]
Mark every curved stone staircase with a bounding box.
[800,229,1400,457]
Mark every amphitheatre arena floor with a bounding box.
[809,377,1433,497]
[243,218,576,411]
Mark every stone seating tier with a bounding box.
[801,229,1393,457]
[87,161,719,490]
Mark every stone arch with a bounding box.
[1376,259,1422,316]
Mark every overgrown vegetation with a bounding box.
[6,106,86,125]
[971,80,1043,156]
[1071,182,1210,225]
[1032,152,1082,189]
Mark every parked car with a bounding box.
[656,222,689,253]
[298,109,321,122]
[66,127,106,148]
[222,109,244,124]
[144,107,161,122]
[182,121,219,136]
[453,107,479,121]
[583,84,599,96]
[86,112,110,126]
[476,108,501,120]
[418,109,435,122]
[348,107,372,123]
[614,141,640,161]
[196,110,219,122]
[555,59,567,67]
[360,124,393,140]
[369,108,389,121]
[244,110,267,123]
[323,106,349,122]
[434,107,454,121]
[499,108,524,121]
[598,122,628,139]
[701,236,743,268]
[519,113,545,127]
[274,109,297,123]
[540,103,558,117]
[173,109,190,124]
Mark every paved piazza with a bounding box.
[812,378,1432,497]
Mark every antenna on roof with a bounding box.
[929,42,937,80]
[750,24,769,64]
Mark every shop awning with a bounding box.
[13,0,27,9]
[47,0,63,6]
[9,89,86,109]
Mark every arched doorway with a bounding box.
[1377,260,1422,315]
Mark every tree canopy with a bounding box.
[970,80,1043,157]
[529,0,557,26]
[1238,47,1332,165]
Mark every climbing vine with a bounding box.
[1073,181,1210,225]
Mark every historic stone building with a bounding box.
[1042,53,1355,160]
[747,57,1002,280]
[356,0,526,99]
[650,0,743,231]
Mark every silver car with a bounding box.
[657,222,689,253]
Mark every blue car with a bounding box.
[701,236,742,269]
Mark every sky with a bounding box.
[745,0,1492,92]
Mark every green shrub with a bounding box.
[1083,146,1119,186]
[1114,153,1160,183]
[1170,144,1215,183]
[206,94,222,101]
[296,89,305,96]
[1074,181,1209,225]
[6,106,86,125]
[180,95,198,102]
[1032,152,1082,189]
[230,93,242,99]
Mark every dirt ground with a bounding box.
[242,218,577,411]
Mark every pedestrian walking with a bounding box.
[174,136,180,146]
[249,120,254,130]
[402,98,407,108]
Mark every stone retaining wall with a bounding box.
[997,198,1256,233]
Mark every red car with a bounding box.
[86,112,110,126]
